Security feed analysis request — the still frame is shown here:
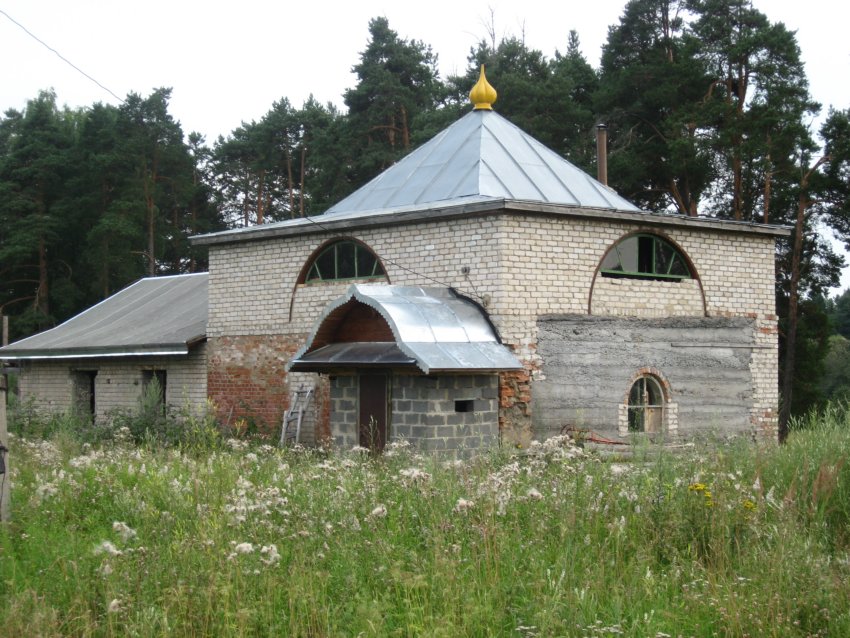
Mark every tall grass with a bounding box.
[1,405,849,636]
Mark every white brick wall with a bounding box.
[17,344,208,422]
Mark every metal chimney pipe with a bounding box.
[596,123,608,186]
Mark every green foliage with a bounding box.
[0,89,224,343]
[827,288,850,339]
[820,335,850,403]
[3,423,850,636]
[778,297,833,416]
[344,17,440,187]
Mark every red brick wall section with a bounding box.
[208,335,303,435]
[316,375,332,444]
[499,368,533,447]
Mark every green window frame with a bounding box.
[305,240,386,283]
[600,234,692,281]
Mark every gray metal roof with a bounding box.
[0,273,208,360]
[326,109,640,215]
[290,284,523,374]
[192,109,656,247]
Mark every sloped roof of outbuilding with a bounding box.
[289,284,523,374]
[0,273,208,360]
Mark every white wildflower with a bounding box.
[234,542,254,554]
[260,544,281,566]
[496,490,511,516]
[112,521,137,542]
[526,487,543,500]
[107,598,123,614]
[245,452,258,463]
[399,467,432,483]
[94,541,123,557]
[453,498,475,514]
[98,562,113,576]
[35,482,59,501]
[368,504,387,519]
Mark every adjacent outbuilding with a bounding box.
[0,274,208,421]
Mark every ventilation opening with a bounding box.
[455,399,475,413]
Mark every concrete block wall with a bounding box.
[535,315,758,440]
[328,372,499,457]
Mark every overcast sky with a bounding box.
[2,0,849,285]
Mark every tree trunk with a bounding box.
[37,235,49,317]
[299,146,306,217]
[256,169,265,225]
[779,193,804,442]
[778,156,828,441]
[401,106,410,149]
[763,153,772,224]
[142,156,159,276]
[285,149,295,218]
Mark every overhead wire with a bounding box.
[1,9,485,302]
[0,9,124,103]
[296,212,487,302]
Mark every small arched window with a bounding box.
[628,376,665,433]
[304,240,386,283]
[601,234,692,281]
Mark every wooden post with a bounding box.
[0,372,9,523]
[1,315,10,522]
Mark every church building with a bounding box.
[1,69,787,452]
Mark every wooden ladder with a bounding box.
[279,386,313,447]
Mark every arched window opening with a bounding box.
[601,234,692,281]
[304,240,386,283]
[628,375,665,433]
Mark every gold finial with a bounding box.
[469,64,497,111]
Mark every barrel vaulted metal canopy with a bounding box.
[289,285,523,374]
[0,273,208,360]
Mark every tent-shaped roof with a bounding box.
[191,105,647,246]
[0,273,208,360]
[326,109,639,216]
[289,284,523,374]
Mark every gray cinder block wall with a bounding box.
[329,373,499,457]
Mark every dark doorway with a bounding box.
[359,373,388,451]
[72,370,97,421]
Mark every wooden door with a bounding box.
[359,373,388,451]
